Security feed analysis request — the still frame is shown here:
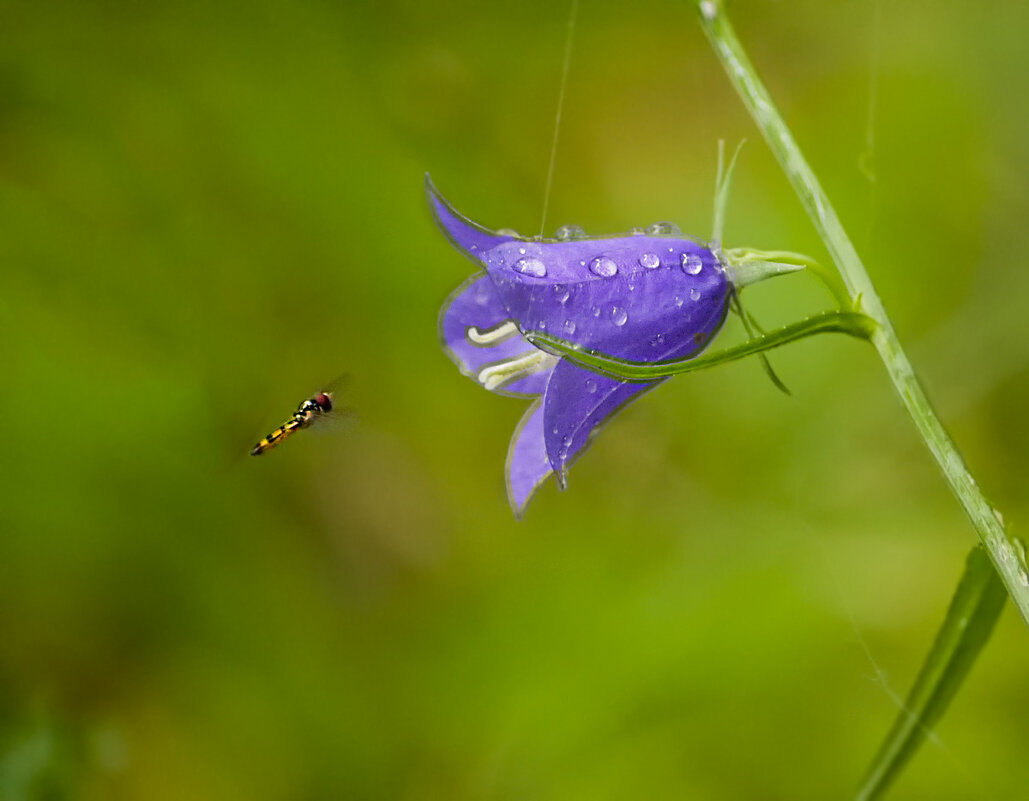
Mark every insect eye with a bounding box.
[315,393,333,412]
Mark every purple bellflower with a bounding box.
[431,177,734,516]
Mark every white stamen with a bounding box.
[467,320,520,346]
[478,349,560,390]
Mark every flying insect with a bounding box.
[250,383,346,456]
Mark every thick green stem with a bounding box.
[697,0,1029,624]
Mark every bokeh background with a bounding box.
[2,0,1028,798]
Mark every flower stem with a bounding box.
[527,311,875,380]
[696,0,1029,624]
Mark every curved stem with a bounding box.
[527,311,875,380]
[697,0,1029,624]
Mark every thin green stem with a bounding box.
[527,311,875,380]
[712,138,744,243]
[697,0,1029,625]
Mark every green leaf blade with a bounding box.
[856,546,1007,801]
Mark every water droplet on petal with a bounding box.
[674,296,684,308]
[592,306,601,318]
[651,333,664,347]
[610,306,628,326]
[563,319,576,335]
[639,252,661,270]
[689,287,702,301]
[514,258,547,277]
[554,284,570,303]
[647,221,681,236]
[538,319,547,330]
[681,253,703,275]
[589,256,618,278]
[629,226,645,236]
[585,378,597,393]
[518,247,526,255]
[554,224,586,241]
[497,228,520,237]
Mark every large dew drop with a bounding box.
[647,221,681,236]
[610,306,628,326]
[514,258,547,278]
[589,257,618,278]
[639,252,661,270]
[554,224,586,241]
[681,253,703,275]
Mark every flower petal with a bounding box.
[505,399,553,517]
[440,274,557,396]
[539,276,729,482]
[485,236,731,362]
[542,360,659,483]
[426,175,517,264]
[427,184,732,363]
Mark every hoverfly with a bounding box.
[250,379,349,456]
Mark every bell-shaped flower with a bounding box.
[431,176,752,515]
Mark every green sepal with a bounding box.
[724,247,852,310]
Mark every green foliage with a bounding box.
[699,3,1028,796]
[856,546,1007,800]
[1,1,1027,798]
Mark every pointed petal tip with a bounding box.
[508,471,559,519]
[508,489,531,521]
[425,175,516,262]
[506,471,553,520]
[424,172,455,226]
[423,172,441,203]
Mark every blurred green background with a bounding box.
[2,0,1028,798]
